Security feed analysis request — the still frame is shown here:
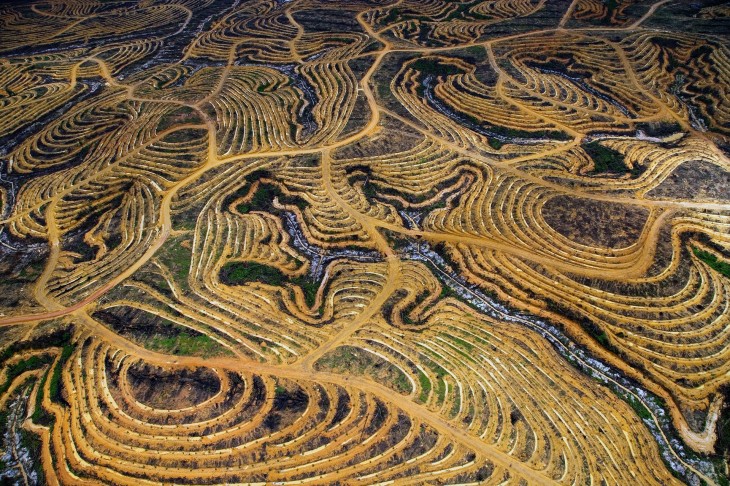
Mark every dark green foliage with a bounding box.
[605,0,618,18]
[439,285,457,300]
[147,333,222,357]
[545,299,618,353]
[0,354,53,396]
[0,329,74,426]
[362,181,377,198]
[417,370,431,403]
[0,328,72,366]
[48,345,74,404]
[488,138,503,150]
[31,371,51,425]
[221,261,286,286]
[236,181,307,214]
[291,276,320,308]
[693,247,730,278]
[220,262,320,308]
[584,141,628,173]
[410,58,462,77]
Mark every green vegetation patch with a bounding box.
[156,235,193,290]
[221,261,286,286]
[147,333,222,358]
[93,307,231,358]
[0,354,54,396]
[546,298,618,353]
[410,58,463,77]
[420,355,448,405]
[236,181,308,214]
[315,346,412,395]
[584,141,628,173]
[692,247,730,278]
[417,369,431,403]
[220,261,320,308]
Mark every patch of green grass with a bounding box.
[290,275,320,308]
[148,333,223,358]
[421,357,448,404]
[157,237,193,288]
[435,377,446,405]
[693,247,730,278]
[417,370,431,403]
[221,261,286,286]
[450,336,474,352]
[315,346,412,395]
[439,284,458,300]
[221,262,320,307]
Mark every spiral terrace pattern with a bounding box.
[0,0,729,485]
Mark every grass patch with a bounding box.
[31,370,52,426]
[422,357,448,404]
[157,237,193,289]
[221,261,286,286]
[693,247,730,278]
[315,346,412,395]
[449,335,474,353]
[290,275,320,308]
[147,333,222,358]
[220,261,320,307]
[417,370,431,403]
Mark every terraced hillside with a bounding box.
[0,0,729,484]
